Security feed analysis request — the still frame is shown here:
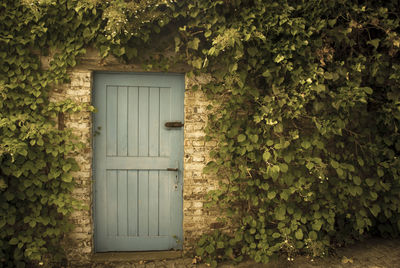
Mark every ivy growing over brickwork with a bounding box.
[1,0,400,267]
[188,1,400,266]
[0,0,171,266]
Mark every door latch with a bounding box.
[166,161,179,191]
[165,121,184,128]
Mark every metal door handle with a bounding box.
[167,168,179,171]
[165,122,184,128]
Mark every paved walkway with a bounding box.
[89,237,400,268]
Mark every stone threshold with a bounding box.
[92,250,183,263]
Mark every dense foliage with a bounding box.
[0,0,399,267]
[188,0,400,266]
[0,1,98,266]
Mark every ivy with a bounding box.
[1,0,400,267]
[181,0,400,266]
[1,0,176,266]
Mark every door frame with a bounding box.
[91,71,185,252]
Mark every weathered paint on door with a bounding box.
[93,73,184,252]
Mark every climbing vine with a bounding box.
[1,0,400,267]
[0,0,171,266]
[184,1,400,266]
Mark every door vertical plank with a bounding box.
[117,170,128,236]
[107,170,117,236]
[93,75,108,251]
[158,170,170,236]
[159,88,170,157]
[117,87,128,156]
[148,170,159,236]
[106,86,117,156]
[127,170,138,236]
[128,87,139,156]
[138,87,149,156]
[149,87,160,157]
[169,76,185,248]
[138,170,149,236]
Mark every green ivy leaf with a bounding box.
[365,178,375,187]
[237,134,246,142]
[312,220,323,231]
[377,168,384,177]
[280,163,288,173]
[263,151,271,161]
[301,141,311,149]
[353,176,361,186]
[367,39,380,49]
[370,191,378,200]
[188,38,200,50]
[9,238,18,245]
[272,233,280,238]
[267,191,276,199]
[274,54,285,63]
[196,247,205,255]
[309,231,317,240]
[62,163,72,172]
[330,160,339,169]
[205,244,215,254]
[275,205,286,221]
[295,229,303,240]
[370,204,381,217]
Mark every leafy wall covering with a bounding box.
[0,0,399,267]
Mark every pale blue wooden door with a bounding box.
[93,73,184,252]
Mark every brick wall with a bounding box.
[49,71,94,264]
[49,52,219,265]
[183,75,219,253]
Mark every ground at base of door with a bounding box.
[73,237,400,268]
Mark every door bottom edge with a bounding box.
[92,250,183,262]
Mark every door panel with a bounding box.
[93,73,184,252]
